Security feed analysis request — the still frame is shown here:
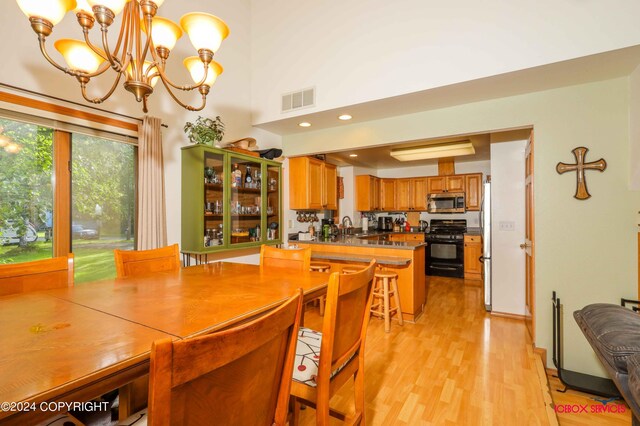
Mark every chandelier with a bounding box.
[16,0,229,112]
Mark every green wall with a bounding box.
[283,77,640,376]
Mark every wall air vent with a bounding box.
[281,87,315,112]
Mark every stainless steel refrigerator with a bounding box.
[480,181,492,311]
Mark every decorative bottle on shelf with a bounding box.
[255,170,261,189]
[232,164,242,188]
[244,165,253,187]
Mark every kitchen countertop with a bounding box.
[289,232,426,250]
[465,227,482,236]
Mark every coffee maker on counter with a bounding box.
[377,216,393,231]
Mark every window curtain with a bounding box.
[136,116,167,250]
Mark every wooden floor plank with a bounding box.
[297,276,552,425]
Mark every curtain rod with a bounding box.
[0,82,169,128]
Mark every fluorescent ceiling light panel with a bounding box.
[390,141,475,162]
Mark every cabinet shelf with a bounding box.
[231,186,262,194]
[231,214,262,218]
[205,183,224,190]
[204,214,223,218]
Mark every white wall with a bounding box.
[251,0,640,124]
[631,64,640,190]
[0,1,281,251]
[490,141,526,315]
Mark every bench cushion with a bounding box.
[574,303,640,374]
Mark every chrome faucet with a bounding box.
[342,216,353,228]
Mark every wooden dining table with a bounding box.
[0,262,329,425]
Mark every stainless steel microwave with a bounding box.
[427,192,466,213]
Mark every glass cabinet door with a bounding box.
[265,164,281,242]
[229,156,263,246]
[203,151,225,248]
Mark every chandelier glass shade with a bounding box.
[16,0,229,112]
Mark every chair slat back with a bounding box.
[322,260,376,370]
[114,244,180,278]
[0,254,74,296]
[148,291,303,426]
[260,245,311,272]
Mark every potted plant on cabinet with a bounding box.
[183,116,225,147]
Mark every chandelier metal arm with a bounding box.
[80,70,124,104]
[148,43,211,91]
[158,76,208,111]
[37,37,86,79]
[82,27,109,62]
[100,25,122,72]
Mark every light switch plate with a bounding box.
[499,221,515,231]
[288,220,293,229]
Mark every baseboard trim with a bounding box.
[490,311,526,321]
[534,346,547,364]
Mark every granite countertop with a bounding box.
[290,232,426,250]
[465,227,482,236]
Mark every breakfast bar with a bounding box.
[293,232,426,322]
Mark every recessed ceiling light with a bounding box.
[349,154,358,158]
[298,122,311,127]
[338,114,352,121]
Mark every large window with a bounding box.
[0,119,53,263]
[0,112,136,284]
[72,134,136,283]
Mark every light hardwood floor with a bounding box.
[299,276,553,425]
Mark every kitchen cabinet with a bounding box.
[464,234,483,280]
[181,145,282,253]
[396,178,428,211]
[380,178,397,211]
[427,175,465,194]
[289,157,338,210]
[355,175,380,211]
[464,173,483,211]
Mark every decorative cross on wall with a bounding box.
[556,147,607,200]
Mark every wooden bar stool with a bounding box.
[342,267,362,274]
[310,263,331,315]
[370,269,403,332]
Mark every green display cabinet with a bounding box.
[181,145,282,254]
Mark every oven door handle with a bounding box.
[430,265,459,271]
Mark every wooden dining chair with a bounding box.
[291,259,376,425]
[260,244,311,271]
[118,290,304,426]
[0,254,74,296]
[114,244,181,278]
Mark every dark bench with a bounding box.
[574,303,640,424]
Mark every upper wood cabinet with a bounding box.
[396,178,428,211]
[355,175,380,211]
[395,178,411,211]
[323,163,338,210]
[465,173,483,211]
[289,157,338,210]
[380,179,396,211]
[355,172,481,212]
[427,175,465,193]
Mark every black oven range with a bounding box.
[424,219,467,278]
